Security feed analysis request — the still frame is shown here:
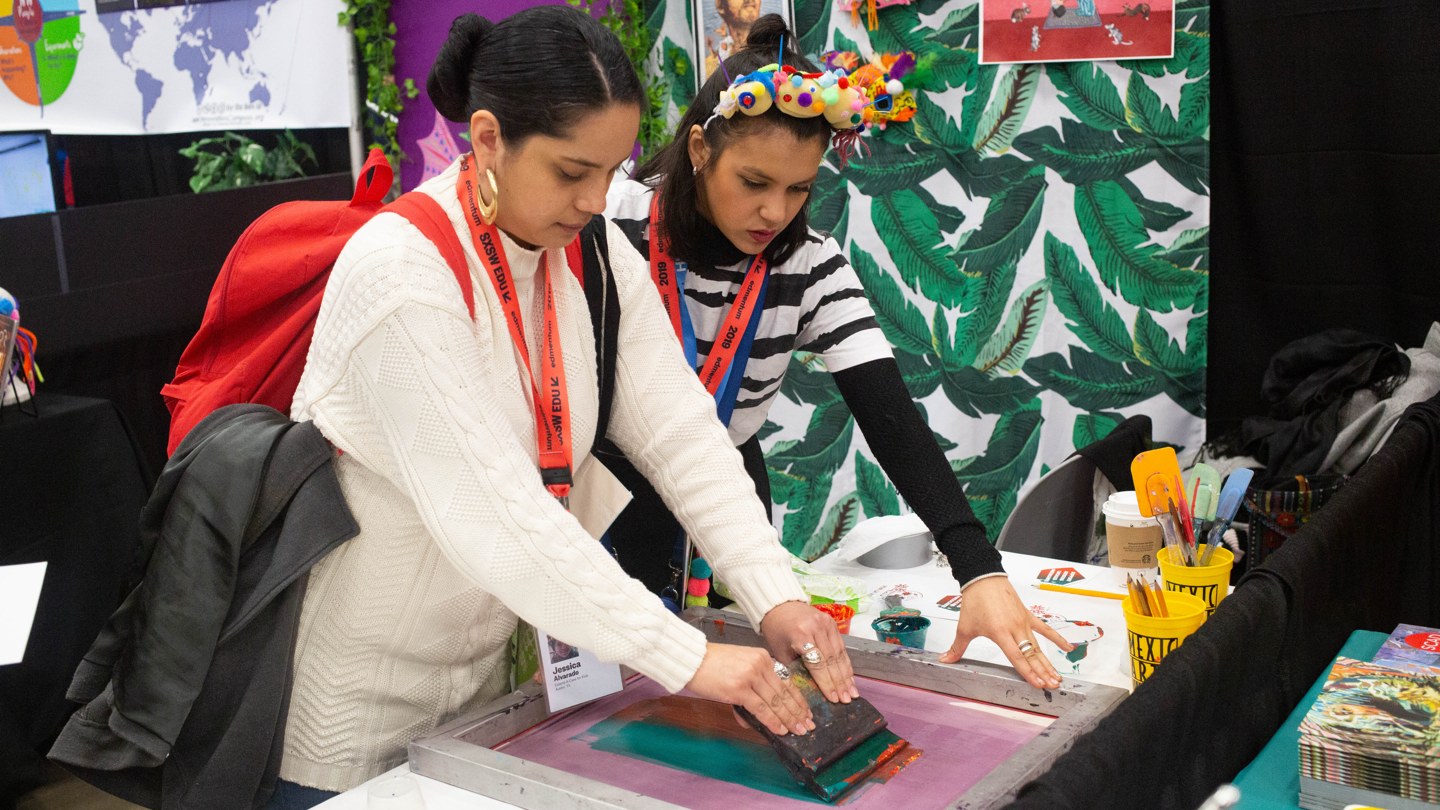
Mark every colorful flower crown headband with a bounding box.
[705,45,926,166]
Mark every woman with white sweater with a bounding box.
[268,7,854,807]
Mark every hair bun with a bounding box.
[427,13,493,122]
[740,14,795,57]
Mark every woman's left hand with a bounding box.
[937,576,1073,690]
[759,601,860,704]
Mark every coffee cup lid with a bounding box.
[1103,490,1147,521]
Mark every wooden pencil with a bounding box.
[1034,583,1126,600]
[1146,579,1169,618]
[1126,575,1151,617]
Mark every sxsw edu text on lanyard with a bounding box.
[456,154,572,506]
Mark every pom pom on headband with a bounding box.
[705,51,926,168]
[823,49,923,130]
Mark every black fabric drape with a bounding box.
[0,395,148,805]
[37,332,194,486]
[1007,390,1440,810]
[1209,0,1440,438]
[1009,573,1294,810]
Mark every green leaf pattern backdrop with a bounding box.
[646,0,1210,559]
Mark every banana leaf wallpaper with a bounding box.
[646,0,1209,559]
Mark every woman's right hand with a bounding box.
[685,643,814,737]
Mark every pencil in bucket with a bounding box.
[1122,587,1206,688]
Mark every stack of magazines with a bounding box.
[1298,625,1440,810]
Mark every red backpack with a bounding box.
[162,149,609,455]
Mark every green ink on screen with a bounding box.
[583,715,826,803]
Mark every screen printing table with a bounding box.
[316,551,1133,809]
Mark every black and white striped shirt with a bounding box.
[606,177,893,445]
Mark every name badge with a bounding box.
[538,631,623,712]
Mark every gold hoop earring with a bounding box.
[475,167,499,224]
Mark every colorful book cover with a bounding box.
[1298,658,1440,801]
[1372,624,1440,675]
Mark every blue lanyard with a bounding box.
[656,263,769,611]
[676,262,769,426]
[612,210,774,610]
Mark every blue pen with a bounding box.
[1199,469,1254,565]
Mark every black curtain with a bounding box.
[37,333,197,483]
[1208,0,1440,438]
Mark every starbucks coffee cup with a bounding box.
[1102,491,1163,586]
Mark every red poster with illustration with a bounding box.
[980,0,1173,64]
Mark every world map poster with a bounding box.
[0,0,351,134]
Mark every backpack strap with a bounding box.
[385,193,475,319]
[352,148,393,207]
[577,215,620,444]
[564,239,586,288]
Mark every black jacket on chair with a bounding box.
[48,404,358,810]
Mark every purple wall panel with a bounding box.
[390,0,566,191]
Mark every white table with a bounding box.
[315,765,497,809]
[319,550,1135,808]
[807,548,1134,692]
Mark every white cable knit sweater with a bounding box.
[279,160,805,791]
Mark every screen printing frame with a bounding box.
[408,608,1128,809]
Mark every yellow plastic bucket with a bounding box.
[1122,591,1206,688]
[1158,545,1233,615]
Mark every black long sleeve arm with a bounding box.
[831,358,1005,586]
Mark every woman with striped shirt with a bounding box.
[602,15,1071,689]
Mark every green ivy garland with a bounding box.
[340,0,418,169]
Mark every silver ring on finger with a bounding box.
[772,660,791,680]
[1017,639,1035,654]
[802,648,822,665]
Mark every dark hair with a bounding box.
[427,6,643,145]
[635,15,831,266]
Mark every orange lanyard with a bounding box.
[647,196,685,341]
[647,195,768,395]
[457,155,572,503]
